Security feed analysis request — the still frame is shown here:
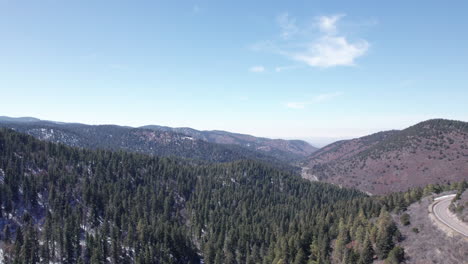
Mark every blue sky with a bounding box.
[1,0,467,144]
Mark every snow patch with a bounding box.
[0,168,5,183]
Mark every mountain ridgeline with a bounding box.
[0,117,316,166]
[303,119,468,194]
[0,128,429,263]
[141,125,317,161]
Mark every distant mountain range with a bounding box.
[0,116,41,123]
[141,124,317,161]
[2,116,466,195]
[0,116,317,165]
[302,119,468,194]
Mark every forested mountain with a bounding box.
[0,116,41,123]
[303,119,468,194]
[0,128,436,264]
[0,117,316,164]
[3,117,467,197]
[0,120,296,168]
[141,125,317,162]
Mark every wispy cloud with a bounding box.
[292,36,369,67]
[249,65,265,73]
[277,13,298,39]
[253,13,370,69]
[285,102,307,109]
[285,92,343,109]
[312,91,343,102]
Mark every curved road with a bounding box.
[431,194,468,237]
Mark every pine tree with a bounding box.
[64,220,73,263]
[333,219,350,263]
[358,236,374,264]
[20,225,40,264]
[375,209,396,259]
[14,226,23,261]
[293,247,306,264]
[308,238,319,263]
[3,224,11,243]
[385,246,404,264]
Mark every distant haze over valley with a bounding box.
[302,137,351,148]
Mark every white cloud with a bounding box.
[249,66,265,73]
[285,92,343,109]
[292,36,369,67]
[277,13,298,39]
[253,13,370,69]
[317,14,344,34]
[312,91,343,102]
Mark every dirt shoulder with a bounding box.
[430,194,468,237]
[392,194,468,264]
[450,189,468,222]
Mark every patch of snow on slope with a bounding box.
[0,168,4,183]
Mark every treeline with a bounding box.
[0,128,460,263]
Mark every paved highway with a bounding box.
[432,194,468,237]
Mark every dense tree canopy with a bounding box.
[0,128,454,263]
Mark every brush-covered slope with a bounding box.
[303,119,468,194]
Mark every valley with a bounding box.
[0,117,467,263]
[0,128,403,263]
[1,117,467,196]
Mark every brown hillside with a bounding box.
[303,119,468,194]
